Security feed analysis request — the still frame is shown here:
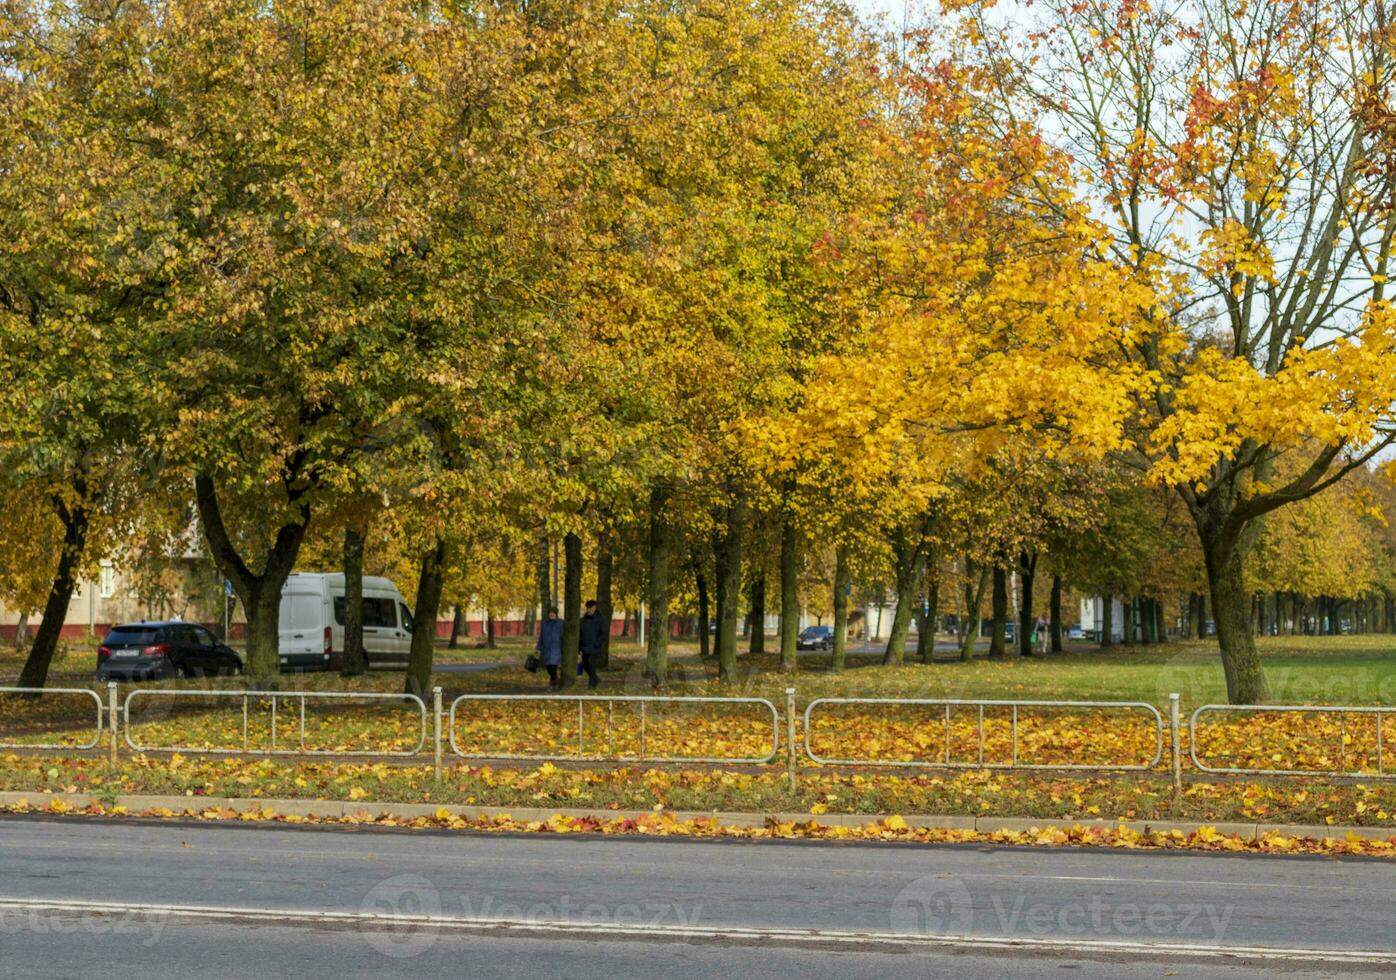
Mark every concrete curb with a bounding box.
[1,789,1391,842]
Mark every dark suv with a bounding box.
[97,622,243,681]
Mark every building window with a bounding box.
[99,562,116,599]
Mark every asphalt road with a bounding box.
[2,816,1392,978]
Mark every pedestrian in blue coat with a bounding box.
[536,606,563,690]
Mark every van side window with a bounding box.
[334,596,397,629]
[398,603,414,632]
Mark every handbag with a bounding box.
[524,653,541,673]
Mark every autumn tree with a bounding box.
[126,0,525,686]
[952,0,1396,701]
[0,2,168,686]
[779,37,1144,674]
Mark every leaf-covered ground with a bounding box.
[4,635,1394,839]
[4,686,1390,779]
[3,795,1394,859]
[6,752,1396,829]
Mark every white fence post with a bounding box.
[432,686,443,782]
[1169,692,1182,798]
[107,682,119,772]
[785,688,797,788]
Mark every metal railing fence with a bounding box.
[448,693,781,765]
[0,686,104,751]
[5,682,1393,786]
[1189,703,1396,779]
[123,689,427,757]
[803,697,1166,772]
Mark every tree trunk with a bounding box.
[340,524,367,676]
[12,612,29,650]
[534,535,551,633]
[779,512,798,672]
[645,488,669,688]
[716,496,744,683]
[533,533,550,633]
[960,557,988,661]
[485,610,496,648]
[448,605,463,650]
[243,588,280,688]
[1155,598,1167,643]
[18,499,88,689]
[1017,550,1036,657]
[404,537,448,699]
[1100,596,1114,648]
[595,535,613,669]
[1201,526,1270,703]
[194,473,308,688]
[1049,575,1063,653]
[696,567,710,659]
[832,544,850,672]
[914,595,931,663]
[748,574,766,655]
[918,578,939,664]
[883,530,922,666]
[560,531,583,689]
[988,564,1008,658]
[712,531,726,658]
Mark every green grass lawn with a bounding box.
[4,632,1393,709]
[441,634,1396,708]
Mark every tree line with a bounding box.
[5,0,1396,703]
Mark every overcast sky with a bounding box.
[854,0,909,26]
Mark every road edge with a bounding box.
[1,789,1391,842]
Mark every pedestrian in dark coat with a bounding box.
[578,599,604,690]
[536,607,563,690]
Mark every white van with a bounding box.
[277,572,415,671]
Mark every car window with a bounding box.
[398,602,414,632]
[103,626,159,646]
[192,626,216,648]
[367,598,397,628]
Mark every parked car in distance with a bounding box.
[1067,624,1086,641]
[279,572,413,671]
[796,625,835,651]
[97,621,242,681]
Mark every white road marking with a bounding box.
[0,897,1392,965]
